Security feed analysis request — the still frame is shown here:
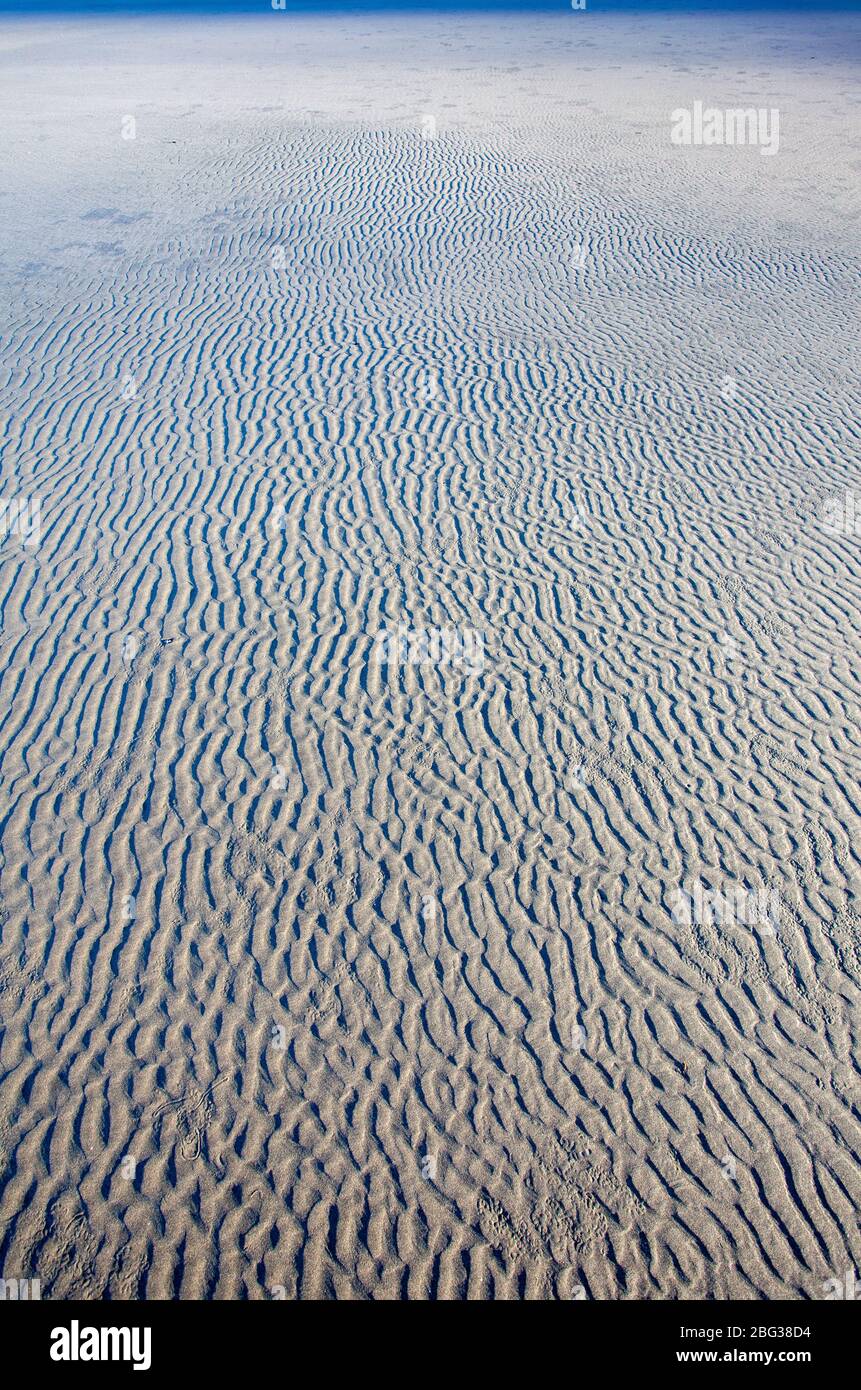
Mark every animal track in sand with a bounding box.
[151,1077,228,1162]
[10,1194,99,1300]
[478,1135,644,1280]
[306,961,358,1027]
[0,955,45,1018]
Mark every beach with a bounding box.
[0,8,859,1299]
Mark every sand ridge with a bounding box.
[0,11,859,1299]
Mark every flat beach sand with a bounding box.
[0,9,859,1298]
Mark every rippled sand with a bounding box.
[0,10,859,1299]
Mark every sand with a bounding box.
[0,8,859,1300]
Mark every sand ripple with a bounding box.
[0,11,859,1299]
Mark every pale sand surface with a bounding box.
[0,11,859,1298]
